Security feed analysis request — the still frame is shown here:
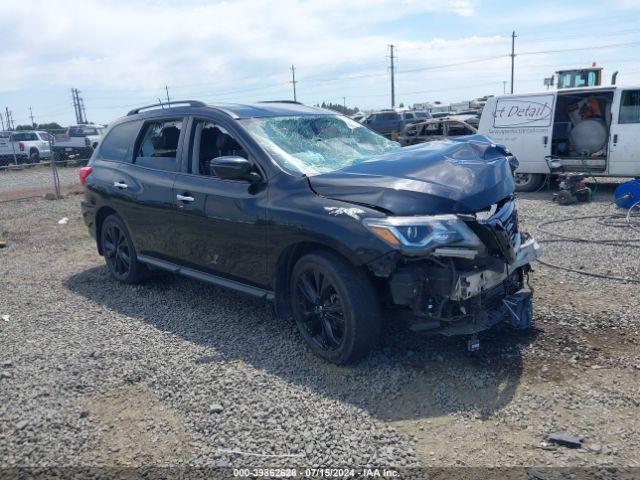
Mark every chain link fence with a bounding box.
[0,129,91,202]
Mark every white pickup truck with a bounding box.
[0,131,46,167]
[52,125,105,161]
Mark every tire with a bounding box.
[290,251,382,364]
[514,173,545,192]
[29,149,40,164]
[100,214,148,284]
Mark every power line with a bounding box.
[518,40,640,56]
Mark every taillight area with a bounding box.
[18,142,25,151]
[79,166,93,186]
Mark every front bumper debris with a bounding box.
[383,197,541,338]
[452,237,541,301]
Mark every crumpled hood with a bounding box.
[308,135,515,216]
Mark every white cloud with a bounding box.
[0,0,476,95]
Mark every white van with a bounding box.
[478,86,640,191]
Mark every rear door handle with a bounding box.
[176,194,195,203]
[113,181,128,189]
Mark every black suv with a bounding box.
[80,100,541,364]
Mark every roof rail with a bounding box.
[127,100,206,116]
[258,100,303,105]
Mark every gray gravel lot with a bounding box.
[0,166,82,202]
[1,183,639,473]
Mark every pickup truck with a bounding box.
[52,125,105,161]
[0,131,37,167]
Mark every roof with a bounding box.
[126,100,332,119]
[492,84,640,99]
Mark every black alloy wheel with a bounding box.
[295,268,346,351]
[290,251,381,364]
[101,215,147,283]
[103,222,131,279]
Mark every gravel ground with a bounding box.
[0,165,82,202]
[1,183,639,475]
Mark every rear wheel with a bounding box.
[29,149,40,164]
[290,251,381,364]
[100,214,148,283]
[514,173,545,192]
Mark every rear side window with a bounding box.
[134,120,182,171]
[404,113,415,120]
[99,121,142,162]
[619,90,640,124]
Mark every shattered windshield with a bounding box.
[241,115,400,176]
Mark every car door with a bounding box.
[110,117,185,260]
[609,88,640,176]
[171,116,269,287]
[37,132,51,157]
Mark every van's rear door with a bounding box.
[478,94,555,174]
[609,88,640,176]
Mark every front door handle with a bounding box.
[613,134,618,144]
[113,181,128,189]
[176,194,195,203]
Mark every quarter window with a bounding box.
[134,120,183,171]
[99,121,142,162]
[619,90,640,124]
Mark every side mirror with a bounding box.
[209,156,260,182]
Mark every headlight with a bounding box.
[363,215,484,255]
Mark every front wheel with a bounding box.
[514,173,545,192]
[290,251,381,364]
[100,214,148,283]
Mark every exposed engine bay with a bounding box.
[368,196,542,340]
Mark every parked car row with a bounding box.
[0,124,105,167]
[355,108,481,144]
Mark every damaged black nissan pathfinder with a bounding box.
[80,100,541,364]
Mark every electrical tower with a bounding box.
[71,88,88,124]
[388,45,396,108]
[29,107,36,127]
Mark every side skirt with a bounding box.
[137,254,275,301]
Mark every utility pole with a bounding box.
[290,65,298,102]
[29,106,36,127]
[71,89,80,124]
[510,30,517,94]
[502,81,507,94]
[79,94,87,124]
[165,85,171,107]
[388,44,396,108]
[342,97,346,109]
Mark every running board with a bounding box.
[137,254,274,301]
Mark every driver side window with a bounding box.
[189,120,248,176]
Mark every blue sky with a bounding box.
[1,0,639,126]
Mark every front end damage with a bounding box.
[368,196,542,342]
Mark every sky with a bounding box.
[1,0,639,127]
